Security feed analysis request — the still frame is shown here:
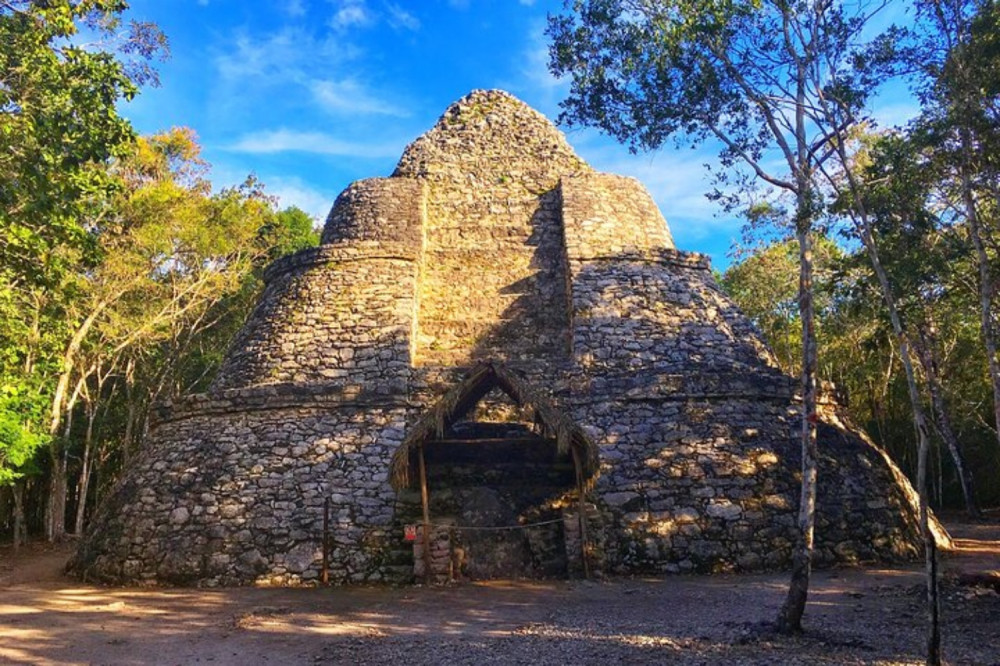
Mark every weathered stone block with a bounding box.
[70,90,935,588]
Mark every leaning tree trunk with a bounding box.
[45,307,108,542]
[916,325,980,517]
[855,222,941,666]
[828,114,944,660]
[73,397,98,535]
[960,158,1000,449]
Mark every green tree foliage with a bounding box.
[724,232,1000,510]
[910,0,1000,451]
[0,0,167,286]
[262,206,321,261]
[0,123,320,541]
[721,238,842,375]
[0,385,47,486]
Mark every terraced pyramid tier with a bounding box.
[72,91,941,586]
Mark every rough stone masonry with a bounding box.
[72,90,940,586]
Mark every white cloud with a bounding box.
[213,28,408,124]
[263,176,336,222]
[497,19,567,120]
[215,28,356,84]
[330,0,375,30]
[386,3,420,31]
[310,79,410,117]
[521,23,562,93]
[227,129,403,159]
[605,154,717,223]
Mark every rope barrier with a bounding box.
[340,517,567,532]
[421,517,565,532]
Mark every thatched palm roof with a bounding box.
[389,362,599,490]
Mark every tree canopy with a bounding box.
[0,0,166,286]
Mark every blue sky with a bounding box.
[121,0,919,270]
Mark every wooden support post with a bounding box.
[322,496,330,585]
[418,445,432,584]
[571,447,591,579]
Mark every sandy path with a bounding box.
[1,517,997,665]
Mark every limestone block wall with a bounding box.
[568,250,778,376]
[72,388,410,585]
[560,172,675,255]
[213,242,419,390]
[574,389,925,574]
[320,177,424,246]
[71,89,935,587]
[394,90,586,367]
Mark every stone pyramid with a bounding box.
[73,90,933,585]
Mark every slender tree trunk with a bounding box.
[46,448,68,542]
[855,221,942,665]
[916,326,980,517]
[48,302,108,438]
[777,210,819,633]
[46,374,86,542]
[122,357,137,465]
[776,62,819,633]
[959,147,1000,447]
[824,105,944,658]
[73,397,98,535]
[12,482,26,551]
[44,305,109,542]
[930,0,1000,453]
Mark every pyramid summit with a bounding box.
[73,90,935,585]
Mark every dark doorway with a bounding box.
[390,363,598,581]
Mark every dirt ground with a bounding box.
[1,516,998,666]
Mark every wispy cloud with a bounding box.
[498,19,567,120]
[329,0,375,30]
[215,28,357,84]
[520,21,562,93]
[310,79,410,117]
[869,100,921,130]
[227,128,403,158]
[386,3,420,31]
[262,176,336,222]
[212,27,408,123]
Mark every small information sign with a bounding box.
[404,524,417,541]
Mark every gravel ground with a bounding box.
[1,517,997,665]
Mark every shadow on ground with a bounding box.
[1,515,998,665]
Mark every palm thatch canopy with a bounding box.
[389,362,599,491]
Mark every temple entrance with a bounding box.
[390,362,599,582]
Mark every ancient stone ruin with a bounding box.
[73,90,933,586]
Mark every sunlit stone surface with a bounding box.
[72,91,933,586]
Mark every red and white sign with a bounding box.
[404,524,417,541]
